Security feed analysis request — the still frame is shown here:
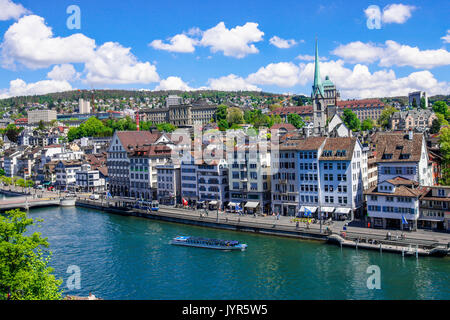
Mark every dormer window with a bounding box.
[399,154,410,159]
[382,154,393,159]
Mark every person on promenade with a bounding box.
[296,221,299,229]
[88,292,96,300]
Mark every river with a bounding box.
[7,203,450,300]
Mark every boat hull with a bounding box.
[170,240,247,251]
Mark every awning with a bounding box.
[228,202,239,207]
[335,207,351,214]
[321,207,335,213]
[299,206,317,213]
[209,201,218,205]
[245,201,260,208]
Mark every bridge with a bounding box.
[0,196,61,210]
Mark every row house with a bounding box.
[75,164,107,193]
[107,130,172,197]
[128,145,172,201]
[373,131,432,186]
[418,186,450,231]
[55,160,83,190]
[337,99,385,122]
[227,145,271,214]
[271,136,367,220]
[156,162,181,205]
[365,177,425,230]
[3,147,29,177]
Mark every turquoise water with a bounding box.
[15,205,450,300]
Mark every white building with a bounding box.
[156,162,181,205]
[79,99,91,114]
[373,131,432,186]
[55,160,82,189]
[27,109,57,124]
[365,177,424,230]
[197,159,229,209]
[75,164,106,193]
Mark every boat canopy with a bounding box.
[228,202,239,207]
[245,201,260,209]
[321,207,335,213]
[209,201,218,205]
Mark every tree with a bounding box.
[0,209,63,300]
[342,109,361,131]
[430,119,441,134]
[227,107,244,126]
[378,106,398,129]
[439,127,450,185]
[287,113,305,129]
[297,98,304,106]
[156,123,177,133]
[37,120,46,132]
[216,105,228,131]
[432,101,449,119]
[411,98,418,109]
[420,97,426,109]
[361,118,374,131]
[269,104,281,112]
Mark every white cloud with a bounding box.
[149,34,197,53]
[84,42,159,85]
[1,15,96,69]
[155,76,193,91]
[296,54,328,61]
[332,40,450,69]
[297,59,450,98]
[0,78,72,98]
[1,15,160,86]
[208,74,261,91]
[269,36,297,49]
[199,22,264,58]
[47,64,80,82]
[442,30,450,43]
[0,0,29,21]
[247,62,300,87]
[382,4,416,24]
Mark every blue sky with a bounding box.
[0,0,449,99]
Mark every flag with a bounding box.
[402,216,408,225]
[236,204,242,212]
[182,198,188,206]
[304,208,312,217]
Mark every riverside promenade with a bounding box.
[1,185,449,255]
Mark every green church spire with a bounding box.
[313,38,324,97]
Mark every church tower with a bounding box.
[312,39,327,134]
[311,39,340,134]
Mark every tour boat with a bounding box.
[170,236,247,251]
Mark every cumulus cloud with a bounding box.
[382,4,416,24]
[1,15,96,69]
[332,40,450,69]
[0,78,72,98]
[47,64,80,82]
[149,34,197,53]
[0,15,160,86]
[155,76,194,91]
[84,42,159,85]
[269,36,297,49]
[0,0,29,21]
[247,62,301,87]
[208,74,261,91]
[297,59,450,98]
[199,22,264,58]
[442,30,450,43]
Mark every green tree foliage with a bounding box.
[0,209,63,300]
[420,97,426,109]
[269,104,281,112]
[439,127,450,185]
[156,123,177,133]
[361,118,374,131]
[227,107,244,126]
[0,124,23,143]
[342,109,361,131]
[287,113,305,129]
[432,101,449,119]
[377,106,398,129]
[411,98,418,109]
[216,105,229,131]
[430,119,441,134]
[67,117,113,141]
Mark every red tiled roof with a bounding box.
[271,123,297,131]
[270,105,313,116]
[337,99,384,109]
[116,131,163,152]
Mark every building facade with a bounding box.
[27,110,57,124]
